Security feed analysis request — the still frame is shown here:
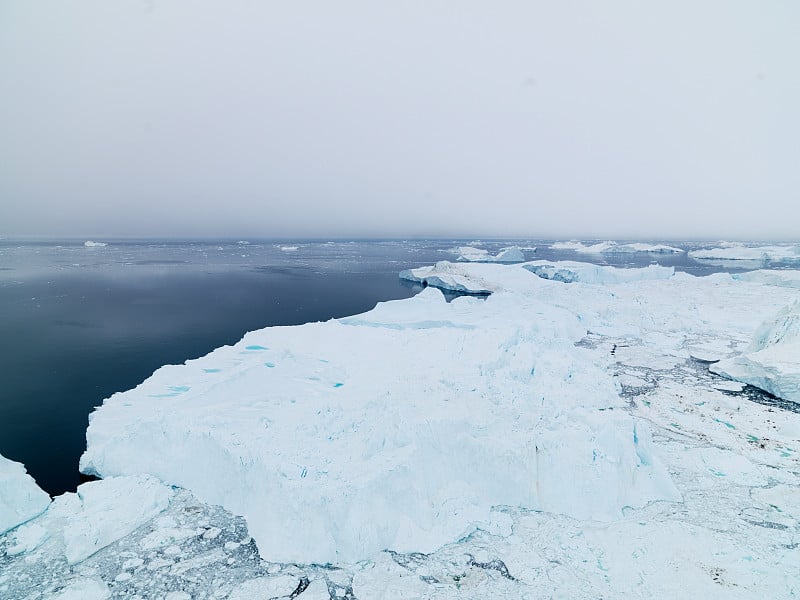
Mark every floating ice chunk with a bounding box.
[711,300,800,403]
[523,261,674,284]
[279,245,299,252]
[448,245,527,263]
[689,244,800,262]
[400,262,494,295]
[0,453,50,534]
[492,246,526,262]
[52,578,109,600]
[83,240,107,247]
[551,241,683,254]
[50,475,174,564]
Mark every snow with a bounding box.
[447,245,527,262]
[689,243,800,262]
[551,240,683,254]
[83,241,107,247]
[711,300,800,403]
[0,453,50,534]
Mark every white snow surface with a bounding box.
[0,453,50,534]
[711,300,800,403]
[551,240,683,254]
[689,243,800,262]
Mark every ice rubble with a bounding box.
[689,243,800,262]
[711,300,800,403]
[0,453,50,534]
[551,240,683,254]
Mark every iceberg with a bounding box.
[689,243,800,262]
[551,241,683,254]
[523,260,674,284]
[0,453,50,534]
[81,262,680,563]
[83,241,107,247]
[711,300,800,403]
[447,245,527,263]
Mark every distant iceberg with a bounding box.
[83,241,107,247]
[447,245,527,263]
[552,241,683,254]
[689,243,800,262]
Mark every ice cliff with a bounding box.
[712,300,800,403]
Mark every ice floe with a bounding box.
[551,240,684,254]
[83,241,107,248]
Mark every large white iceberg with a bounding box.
[551,241,683,254]
[0,453,50,534]
[81,265,680,563]
[711,300,800,403]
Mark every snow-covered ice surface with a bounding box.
[4,259,800,598]
[551,240,684,254]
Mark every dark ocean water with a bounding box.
[0,238,795,495]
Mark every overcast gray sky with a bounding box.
[1,1,798,240]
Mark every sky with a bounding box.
[1,1,798,240]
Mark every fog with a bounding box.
[1,1,798,240]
